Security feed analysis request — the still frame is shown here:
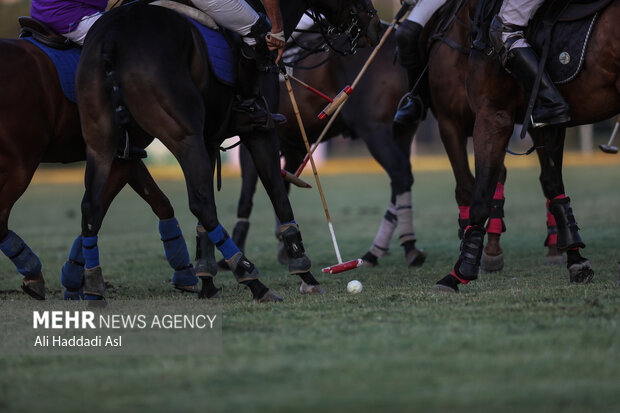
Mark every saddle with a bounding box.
[473,0,615,84]
[18,16,77,50]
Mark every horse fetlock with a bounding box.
[548,197,585,251]
[457,225,486,280]
[227,252,259,283]
[83,266,105,298]
[194,227,217,278]
[172,266,199,290]
[22,273,45,300]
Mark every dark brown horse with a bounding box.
[0,37,184,300]
[435,0,620,292]
[75,0,380,302]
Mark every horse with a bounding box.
[75,0,381,302]
[434,0,620,292]
[0,33,192,300]
[227,21,426,272]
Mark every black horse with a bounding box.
[75,0,380,301]
[228,22,426,272]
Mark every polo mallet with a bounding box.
[599,116,620,154]
[281,169,312,188]
[295,2,412,177]
[283,71,363,274]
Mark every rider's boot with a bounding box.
[489,16,570,127]
[231,15,286,132]
[394,20,426,125]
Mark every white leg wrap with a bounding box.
[406,0,449,26]
[396,192,416,245]
[191,0,259,43]
[369,203,397,258]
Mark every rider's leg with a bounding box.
[63,13,102,45]
[394,0,448,125]
[192,0,285,131]
[489,0,570,127]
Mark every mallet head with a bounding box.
[599,144,618,154]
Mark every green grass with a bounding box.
[0,164,619,412]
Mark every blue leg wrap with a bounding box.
[172,267,198,287]
[61,236,84,296]
[208,224,240,260]
[159,218,191,270]
[82,236,100,269]
[0,231,42,278]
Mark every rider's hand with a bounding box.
[266,31,285,63]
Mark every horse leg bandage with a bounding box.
[195,225,217,278]
[280,222,312,274]
[159,218,197,287]
[0,231,42,279]
[458,206,470,239]
[226,252,259,283]
[544,199,558,247]
[369,203,397,258]
[548,196,585,251]
[61,236,85,298]
[208,224,241,260]
[395,192,416,246]
[457,225,486,280]
[487,183,506,235]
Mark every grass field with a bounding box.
[0,161,619,412]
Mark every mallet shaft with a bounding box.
[284,74,343,264]
[287,73,334,103]
[607,117,620,146]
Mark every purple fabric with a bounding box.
[31,1,107,34]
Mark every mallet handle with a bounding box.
[284,74,343,264]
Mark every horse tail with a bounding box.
[101,35,132,158]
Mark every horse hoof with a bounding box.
[64,289,84,300]
[22,274,45,300]
[255,289,283,303]
[481,251,504,272]
[406,248,427,268]
[216,258,230,271]
[174,284,201,294]
[83,266,105,298]
[569,260,594,283]
[360,259,377,268]
[277,240,289,266]
[299,281,325,294]
[546,253,564,266]
[199,287,222,299]
[433,283,458,294]
[433,274,459,293]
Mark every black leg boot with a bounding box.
[394,20,426,125]
[504,47,571,127]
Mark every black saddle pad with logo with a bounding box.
[527,0,614,84]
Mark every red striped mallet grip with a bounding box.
[322,258,363,274]
[318,85,353,119]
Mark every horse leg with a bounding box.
[124,159,221,298]
[481,168,507,272]
[435,110,513,293]
[216,144,258,271]
[241,130,324,294]
[534,128,592,283]
[0,166,45,299]
[360,122,426,268]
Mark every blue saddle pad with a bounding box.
[23,37,81,103]
[188,18,236,86]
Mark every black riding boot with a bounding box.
[504,46,571,127]
[394,20,425,125]
[231,53,286,133]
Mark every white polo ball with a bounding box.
[347,280,363,294]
